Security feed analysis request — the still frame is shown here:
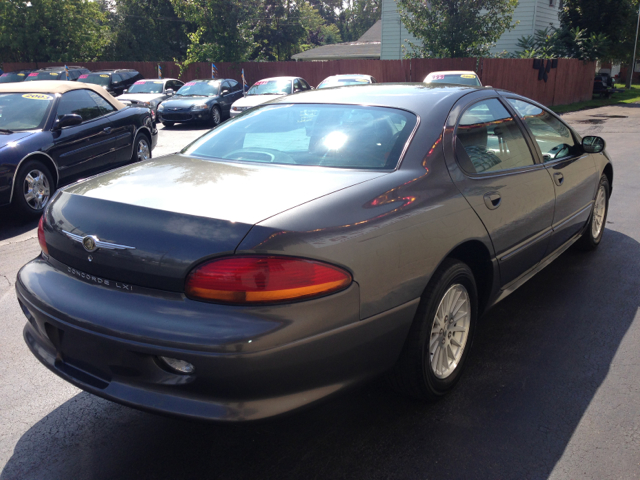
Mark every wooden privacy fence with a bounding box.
[3,58,594,107]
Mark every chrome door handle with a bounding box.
[554,172,564,186]
[483,192,501,210]
[103,127,112,134]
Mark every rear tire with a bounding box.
[131,133,151,162]
[575,174,610,251]
[387,259,478,400]
[13,160,54,218]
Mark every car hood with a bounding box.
[0,131,35,149]
[118,93,164,103]
[162,96,216,108]
[64,153,387,225]
[233,94,285,109]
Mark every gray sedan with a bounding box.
[17,84,612,421]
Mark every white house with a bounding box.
[381,0,563,60]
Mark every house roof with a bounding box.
[292,20,381,61]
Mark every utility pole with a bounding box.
[627,0,640,88]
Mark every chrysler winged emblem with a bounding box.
[62,231,136,253]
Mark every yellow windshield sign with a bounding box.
[22,94,53,100]
[100,74,109,78]
[154,81,163,83]
[50,73,59,76]
[17,73,25,76]
[461,74,476,79]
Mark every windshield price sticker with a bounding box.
[50,73,59,76]
[154,81,163,84]
[461,74,476,79]
[17,73,25,76]
[430,74,445,80]
[100,74,109,78]
[79,75,88,79]
[28,73,38,77]
[185,82,196,86]
[0,74,6,77]
[22,94,53,101]
[134,81,146,84]
[253,81,268,86]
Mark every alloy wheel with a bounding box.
[23,169,50,211]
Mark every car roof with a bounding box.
[0,80,126,110]
[37,66,87,72]
[254,77,298,82]
[269,83,481,115]
[323,74,372,79]
[426,70,478,76]
[136,78,179,82]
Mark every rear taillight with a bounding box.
[37,216,48,255]
[185,256,352,304]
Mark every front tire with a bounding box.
[211,106,221,126]
[387,259,478,400]
[575,174,610,251]
[13,160,54,218]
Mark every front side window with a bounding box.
[183,104,417,170]
[456,99,535,174]
[87,91,116,116]
[56,90,104,122]
[508,99,579,162]
[0,93,54,131]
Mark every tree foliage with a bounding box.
[397,0,519,58]
[0,0,110,63]
[512,26,610,61]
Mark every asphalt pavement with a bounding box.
[1,110,639,479]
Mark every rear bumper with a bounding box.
[17,256,418,421]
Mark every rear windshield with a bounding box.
[183,104,417,170]
[248,79,292,95]
[317,78,372,89]
[426,74,481,86]
[0,93,54,131]
[128,80,164,93]
[176,81,219,96]
[78,74,111,86]
[24,71,64,81]
[0,73,29,83]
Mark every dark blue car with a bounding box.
[0,81,157,217]
[156,78,243,127]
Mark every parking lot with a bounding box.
[1,109,640,479]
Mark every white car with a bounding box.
[118,78,184,120]
[229,76,312,118]
[424,71,482,87]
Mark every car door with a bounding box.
[507,98,599,252]
[444,96,557,287]
[49,89,117,181]
[90,90,137,165]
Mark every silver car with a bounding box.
[18,84,612,421]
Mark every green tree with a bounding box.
[337,0,381,43]
[0,0,110,63]
[396,0,518,58]
[170,0,259,62]
[512,26,610,61]
[104,0,191,61]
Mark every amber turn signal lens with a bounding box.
[185,256,352,304]
[37,216,48,255]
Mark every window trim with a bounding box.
[54,89,111,125]
[501,94,584,166]
[452,96,543,177]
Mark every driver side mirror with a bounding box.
[166,89,174,96]
[582,136,605,154]
[221,89,230,95]
[123,89,128,94]
[53,114,83,130]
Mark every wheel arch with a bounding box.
[9,152,59,203]
[444,240,494,315]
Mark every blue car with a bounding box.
[0,81,157,217]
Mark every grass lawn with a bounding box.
[551,84,640,114]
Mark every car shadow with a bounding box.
[0,208,38,243]
[158,121,222,133]
[2,228,637,479]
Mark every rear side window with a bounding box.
[56,90,105,122]
[508,99,579,162]
[456,99,534,174]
